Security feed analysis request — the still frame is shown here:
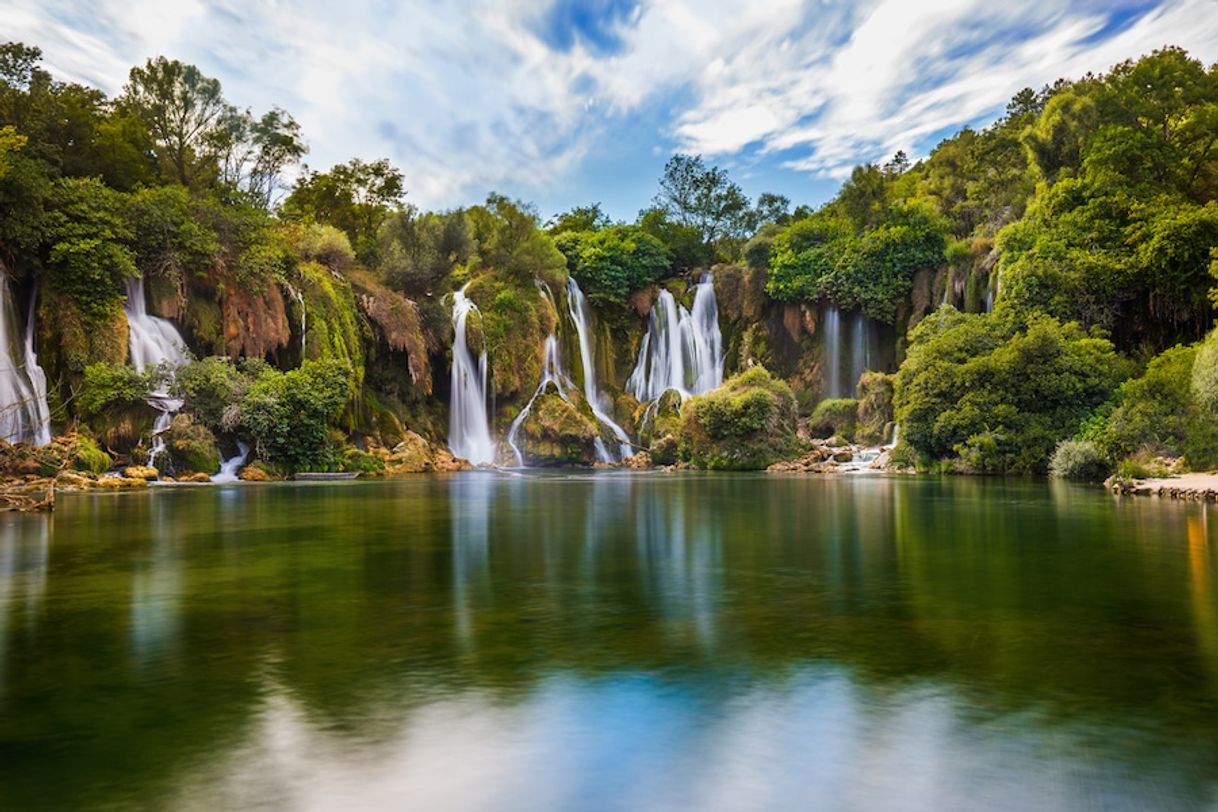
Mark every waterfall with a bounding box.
[849,311,872,398]
[124,277,190,469]
[566,278,633,460]
[212,440,251,483]
[0,277,51,445]
[823,303,842,399]
[288,284,307,356]
[887,424,900,449]
[447,285,496,465]
[505,333,572,465]
[627,274,723,403]
[985,271,999,313]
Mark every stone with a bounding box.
[122,466,159,480]
[239,466,270,482]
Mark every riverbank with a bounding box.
[1109,472,1218,501]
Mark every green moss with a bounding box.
[297,260,365,391]
[517,384,599,465]
[342,447,385,474]
[71,433,112,473]
[678,367,800,470]
[854,371,894,445]
[809,398,858,441]
[465,271,556,403]
[167,414,221,474]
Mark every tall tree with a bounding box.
[282,158,406,265]
[653,154,753,253]
[122,56,227,186]
[212,106,307,206]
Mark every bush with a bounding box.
[809,398,857,440]
[893,310,1128,473]
[678,367,800,470]
[1193,328,1218,413]
[854,371,894,445]
[77,363,153,418]
[1049,440,1111,481]
[240,359,353,473]
[167,414,221,474]
[559,226,670,305]
[176,357,247,430]
[1099,344,1218,469]
[342,447,385,474]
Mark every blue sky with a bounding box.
[8,0,1218,220]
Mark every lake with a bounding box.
[1,473,1216,810]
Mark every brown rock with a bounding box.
[123,466,159,481]
[239,466,270,482]
[180,472,212,483]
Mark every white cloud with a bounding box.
[5,1,1218,206]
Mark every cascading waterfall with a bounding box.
[985,271,999,313]
[823,303,843,399]
[0,276,51,445]
[124,276,190,469]
[212,441,251,483]
[849,312,873,397]
[447,285,496,465]
[566,278,633,461]
[505,333,572,465]
[627,274,723,403]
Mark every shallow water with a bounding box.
[1,473,1216,810]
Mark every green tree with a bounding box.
[122,56,228,187]
[282,157,405,264]
[653,154,752,254]
[559,225,669,305]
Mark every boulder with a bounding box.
[239,466,270,482]
[514,385,600,466]
[123,466,159,480]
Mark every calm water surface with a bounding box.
[1,473,1217,810]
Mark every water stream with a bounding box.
[627,274,722,403]
[0,277,51,445]
[124,277,190,470]
[447,285,496,465]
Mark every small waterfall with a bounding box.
[566,278,633,460]
[627,274,723,403]
[887,424,900,449]
[212,440,251,483]
[985,271,999,313]
[505,333,572,465]
[848,311,872,398]
[447,285,496,465]
[288,284,307,357]
[124,276,190,469]
[823,303,842,399]
[0,277,51,445]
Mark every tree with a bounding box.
[558,225,669,305]
[753,192,791,227]
[653,154,753,253]
[212,106,307,206]
[122,57,228,187]
[282,158,405,265]
[547,203,610,234]
[465,194,565,286]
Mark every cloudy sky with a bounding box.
[8,0,1218,219]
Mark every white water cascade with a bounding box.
[849,312,873,397]
[0,277,51,445]
[212,441,251,483]
[124,277,190,470]
[447,286,497,465]
[627,275,723,403]
[505,332,572,465]
[823,303,843,399]
[566,279,633,461]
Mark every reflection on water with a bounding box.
[0,476,1215,810]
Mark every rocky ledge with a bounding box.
[1106,472,1218,501]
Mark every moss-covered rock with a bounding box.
[809,398,858,441]
[678,367,800,470]
[516,384,599,466]
[464,271,558,403]
[71,433,112,474]
[167,414,221,474]
[854,371,894,445]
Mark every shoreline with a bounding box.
[1109,472,1218,502]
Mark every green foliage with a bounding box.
[548,203,610,234]
[167,413,220,474]
[653,154,753,256]
[679,367,800,470]
[127,184,220,282]
[71,433,112,474]
[465,194,566,287]
[767,205,945,321]
[855,371,894,445]
[282,158,405,265]
[239,359,353,472]
[378,207,472,295]
[809,398,857,440]
[1048,440,1111,482]
[341,447,385,474]
[635,206,712,273]
[175,356,246,429]
[556,225,669,305]
[1097,344,1218,468]
[893,310,1127,473]
[43,177,135,319]
[1193,328,1218,413]
[76,363,153,418]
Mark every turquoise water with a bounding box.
[1,473,1216,810]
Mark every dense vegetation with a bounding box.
[1,38,1215,477]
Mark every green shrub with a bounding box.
[1193,328,1218,413]
[342,447,385,474]
[809,398,858,440]
[1049,440,1111,481]
[77,363,153,418]
[854,371,894,445]
[1099,344,1218,469]
[167,414,221,474]
[176,356,247,430]
[240,359,354,473]
[678,367,800,470]
[893,310,1127,473]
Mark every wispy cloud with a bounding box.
[5,1,1218,211]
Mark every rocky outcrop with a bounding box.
[1106,472,1218,501]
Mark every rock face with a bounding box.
[678,367,800,470]
[374,431,473,473]
[515,386,600,466]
